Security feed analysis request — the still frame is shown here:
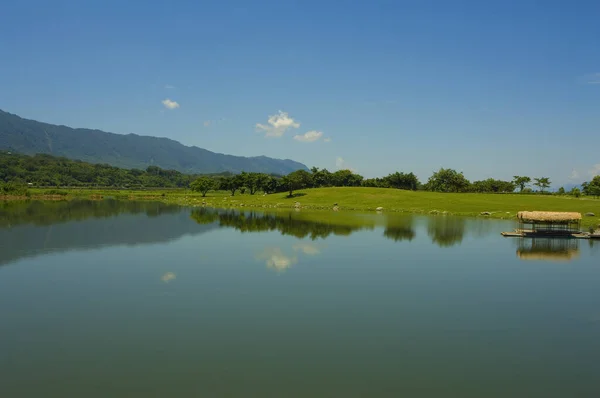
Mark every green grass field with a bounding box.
[14,186,600,229]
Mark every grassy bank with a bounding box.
[7,186,600,229]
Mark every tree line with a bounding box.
[0,151,232,189]
[2,151,599,198]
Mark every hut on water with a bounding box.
[516,211,582,236]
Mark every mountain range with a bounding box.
[0,109,308,175]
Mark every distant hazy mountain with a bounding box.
[0,109,308,174]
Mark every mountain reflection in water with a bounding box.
[0,200,514,269]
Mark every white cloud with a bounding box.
[162,99,180,109]
[161,272,176,283]
[293,130,323,143]
[324,137,332,143]
[255,111,300,138]
[335,156,357,172]
[586,73,600,84]
[590,164,600,177]
[569,169,580,180]
[165,84,176,89]
[293,243,321,255]
[257,248,297,272]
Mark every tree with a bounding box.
[331,169,363,187]
[282,170,313,197]
[512,176,531,192]
[310,167,333,187]
[254,173,271,194]
[533,177,551,193]
[557,187,566,195]
[582,176,600,197]
[384,172,419,190]
[219,175,242,196]
[190,177,216,197]
[471,179,515,193]
[425,168,470,193]
[263,176,280,194]
[239,172,259,195]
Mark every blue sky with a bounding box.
[1,0,599,185]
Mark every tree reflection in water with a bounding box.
[427,216,466,247]
[0,198,181,228]
[383,216,415,242]
[190,208,372,240]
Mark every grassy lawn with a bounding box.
[14,186,600,229]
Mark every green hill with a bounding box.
[0,109,308,174]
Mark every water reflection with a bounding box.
[589,239,600,255]
[292,243,321,255]
[1,200,546,270]
[2,205,600,397]
[383,216,415,242]
[190,208,372,240]
[257,248,298,272]
[0,199,181,228]
[516,238,580,262]
[0,200,217,266]
[427,216,466,247]
[161,272,177,283]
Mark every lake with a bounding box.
[1,200,599,397]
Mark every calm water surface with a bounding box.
[1,200,599,397]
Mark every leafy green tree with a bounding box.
[533,177,551,193]
[218,176,240,196]
[238,172,251,194]
[570,187,581,198]
[471,179,515,193]
[512,176,531,192]
[425,168,470,193]
[254,173,271,194]
[190,176,216,197]
[330,169,363,187]
[282,170,313,197]
[239,172,270,195]
[263,176,280,194]
[384,172,419,190]
[557,187,566,195]
[310,167,333,187]
[582,176,600,197]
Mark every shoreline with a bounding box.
[2,187,599,229]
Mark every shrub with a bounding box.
[0,182,29,196]
[45,189,69,196]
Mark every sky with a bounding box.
[1,0,599,185]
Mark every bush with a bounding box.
[44,189,69,196]
[0,182,29,196]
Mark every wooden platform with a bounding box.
[501,231,598,239]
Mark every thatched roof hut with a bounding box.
[518,211,582,222]
[517,211,581,223]
[516,211,582,234]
